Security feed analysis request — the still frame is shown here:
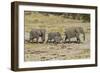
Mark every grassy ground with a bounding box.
[24,12,90,61]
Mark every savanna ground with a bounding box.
[24,11,90,61]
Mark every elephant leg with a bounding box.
[42,39,45,43]
[68,38,71,43]
[30,38,32,43]
[65,36,67,41]
[36,37,39,43]
[52,39,55,43]
[47,38,51,43]
[54,41,58,44]
[46,37,49,43]
[32,39,33,43]
[75,33,80,43]
[67,36,71,43]
[77,38,80,43]
[41,37,45,43]
[53,39,56,44]
[64,36,67,43]
[47,40,49,43]
[31,38,34,43]
[76,36,80,43]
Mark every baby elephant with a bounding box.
[47,32,62,44]
[29,29,46,43]
[64,27,85,43]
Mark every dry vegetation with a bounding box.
[24,11,90,61]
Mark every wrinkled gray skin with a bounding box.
[47,32,62,44]
[30,29,46,43]
[64,27,85,43]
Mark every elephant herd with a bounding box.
[28,27,85,44]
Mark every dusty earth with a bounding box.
[24,33,90,61]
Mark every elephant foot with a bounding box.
[63,41,67,43]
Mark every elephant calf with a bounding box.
[47,32,62,44]
[29,29,46,43]
[64,27,85,43]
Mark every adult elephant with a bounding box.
[64,27,85,43]
[29,29,46,43]
[47,32,62,44]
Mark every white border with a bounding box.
[18,5,96,68]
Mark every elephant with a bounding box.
[47,32,62,44]
[64,27,85,43]
[29,29,46,43]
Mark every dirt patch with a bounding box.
[24,34,90,61]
